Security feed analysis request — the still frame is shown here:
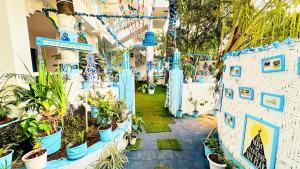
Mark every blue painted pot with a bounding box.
[66,142,88,160]
[204,144,215,157]
[176,111,183,118]
[38,127,62,155]
[90,106,98,119]
[98,125,113,142]
[0,150,13,169]
[81,80,90,89]
[132,124,138,130]
[192,111,199,118]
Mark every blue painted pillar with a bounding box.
[168,49,183,117]
[119,52,135,113]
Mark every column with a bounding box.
[146,8,154,83]
[0,0,32,75]
[56,0,79,79]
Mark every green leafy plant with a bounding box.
[113,100,127,123]
[91,144,128,169]
[132,114,144,133]
[77,130,85,144]
[0,75,16,121]
[0,144,14,158]
[137,84,148,93]
[183,64,194,79]
[205,137,219,149]
[97,100,113,129]
[20,115,52,149]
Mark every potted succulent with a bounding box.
[66,130,88,160]
[207,153,227,169]
[148,83,156,95]
[97,100,113,142]
[22,148,47,169]
[132,114,144,133]
[183,64,194,83]
[0,144,14,169]
[202,137,218,157]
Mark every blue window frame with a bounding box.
[229,66,241,77]
[224,112,235,128]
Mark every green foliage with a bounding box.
[14,58,69,131]
[157,138,182,151]
[137,84,148,93]
[77,130,85,144]
[182,64,194,79]
[132,114,144,133]
[0,75,17,121]
[91,144,128,169]
[0,144,14,158]
[113,100,127,122]
[97,100,113,128]
[62,104,88,145]
[205,137,219,149]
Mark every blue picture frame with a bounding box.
[297,57,300,75]
[238,87,254,100]
[229,66,241,77]
[224,88,234,99]
[261,54,285,73]
[240,114,279,169]
[224,112,235,128]
[260,92,284,112]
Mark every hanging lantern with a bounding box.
[142,31,157,46]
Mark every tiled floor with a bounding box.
[126,116,214,169]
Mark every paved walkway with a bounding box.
[126,116,213,169]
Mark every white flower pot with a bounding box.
[187,78,193,84]
[130,137,137,145]
[207,153,226,169]
[148,88,155,95]
[22,148,47,169]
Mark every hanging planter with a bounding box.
[81,80,91,89]
[37,127,62,155]
[22,148,48,169]
[66,142,88,160]
[90,106,99,119]
[0,149,13,169]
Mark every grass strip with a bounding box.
[157,138,182,151]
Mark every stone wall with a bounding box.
[218,40,300,168]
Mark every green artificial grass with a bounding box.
[135,82,175,133]
[127,138,142,151]
[157,138,182,151]
[154,166,172,169]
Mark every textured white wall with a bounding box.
[218,42,300,168]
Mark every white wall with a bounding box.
[218,42,300,168]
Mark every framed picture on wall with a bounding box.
[260,92,284,112]
[224,112,235,128]
[224,88,234,99]
[239,87,254,100]
[240,114,279,169]
[261,55,285,73]
[230,66,241,77]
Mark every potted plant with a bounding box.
[202,137,218,157]
[148,83,156,95]
[207,153,227,169]
[81,73,90,90]
[176,108,183,118]
[124,132,137,145]
[14,60,68,155]
[137,84,148,93]
[66,130,88,160]
[183,64,194,83]
[91,144,128,169]
[22,148,47,169]
[188,93,208,118]
[0,75,18,127]
[132,114,144,133]
[0,144,14,169]
[113,100,127,129]
[97,100,113,142]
